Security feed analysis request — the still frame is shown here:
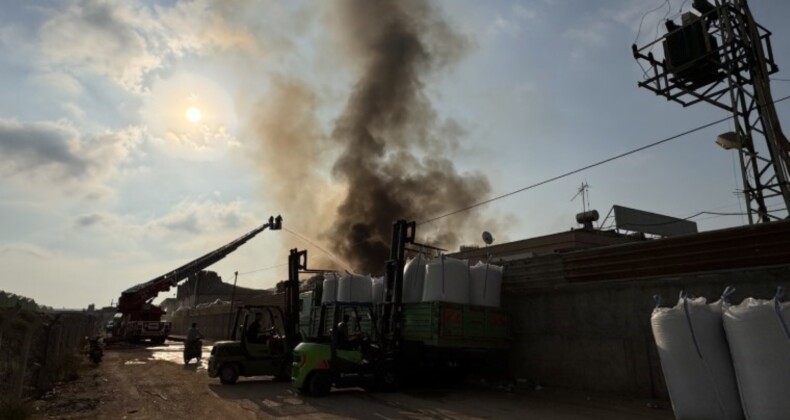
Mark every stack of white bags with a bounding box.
[651,288,790,420]
[320,254,505,308]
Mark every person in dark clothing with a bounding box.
[336,314,350,343]
[246,312,263,343]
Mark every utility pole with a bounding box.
[633,0,790,223]
[226,271,238,338]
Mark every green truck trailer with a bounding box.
[291,220,510,396]
[291,300,509,396]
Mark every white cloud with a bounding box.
[35,71,83,96]
[0,119,142,195]
[564,19,611,48]
[485,3,540,39]
[35,0,278,93]
[39,0,164,92]
[66,199,265,273]
[513,4,537,21]
[0,243,53,260]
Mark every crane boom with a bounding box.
[118,215,283,312]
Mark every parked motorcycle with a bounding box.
[184,339,202,365]
[87,336,103,364]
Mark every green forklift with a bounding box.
[292,221,509,396]
[209,248,318,384]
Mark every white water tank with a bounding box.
[422,256,470,304]
[321,273,339,304]
[469,262,503,307]
[371,276,385,303]
[337,273,373,303]
[723,296,790,420]
[651,295,743,420]
[403,254,427,303]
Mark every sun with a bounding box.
[185,107,202,123]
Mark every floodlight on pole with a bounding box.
[716,132,743,150]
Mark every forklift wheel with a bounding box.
[219,364,239,385]
[374,365,400,392]
[306,371,331,397]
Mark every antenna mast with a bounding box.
[571,181,591,214]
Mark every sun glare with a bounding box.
[185,107,202,123]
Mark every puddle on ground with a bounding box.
[145,341,212,371]
[124,360,147,365]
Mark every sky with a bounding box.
[1,0,790,308]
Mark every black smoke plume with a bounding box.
[327,0,492,274]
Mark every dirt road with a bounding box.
[33,341,672,419]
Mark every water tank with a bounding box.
[321,273,339,304]
[337,273,373,303]
[422,256,470,304]
[575,210,599,230]
[723,296,790,420]
[371,276,385,303]
[469,262,504,307]
[403,254,427,303]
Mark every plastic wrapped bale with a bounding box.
[469,262,504,307]
[321,273,339,304]
[403,254,427,303]
[337,273,373,303]
[371,276,385,303]
[723,289,790,420]
[422,255,470,304]
[651,291,743,420]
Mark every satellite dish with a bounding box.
[482,231,494,246]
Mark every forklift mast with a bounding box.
[285,248,307,349]
[381,220,416,343]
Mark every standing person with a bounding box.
[187,322,204,342]
[247,312,263,343]
[184,322,204,364]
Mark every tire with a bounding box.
[219,364,239,385]
[374,365,400,393]
[306,371,332,397]
[152,337,166,345]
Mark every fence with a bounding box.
[0,309,98,403]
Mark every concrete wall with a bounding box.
[503,264,790,398]
[169,292,283,340]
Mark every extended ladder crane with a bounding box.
[111,215,282,343]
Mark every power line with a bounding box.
[237,263,287,276]
[283,227,353,272]
[418,93,790,226]
[634,0,670,45]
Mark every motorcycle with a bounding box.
[87,336,103,364]
[184,339,202,365]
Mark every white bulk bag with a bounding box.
[469,262,504,307]
[371,276,385,303]
[403,254,427,303]
[723,293,790,420]
[651,293,743,420]
[337,273,373,303]
[321,273,339,304]
[422,255,470,304]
